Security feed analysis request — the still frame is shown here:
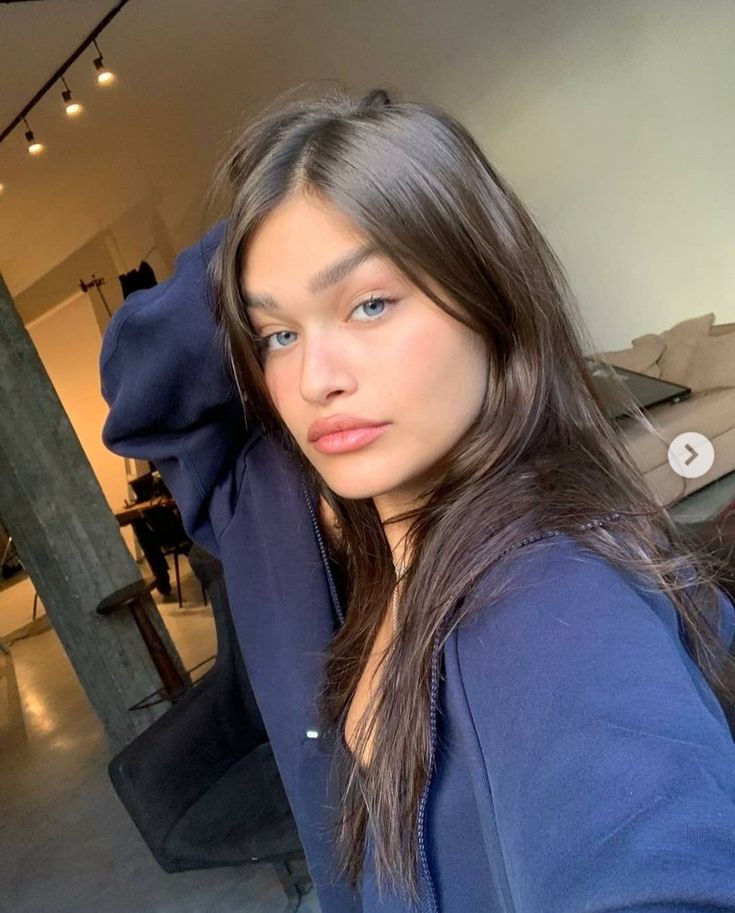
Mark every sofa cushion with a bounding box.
[618,387,735,473]
[594,333,664,377]
[686,332,735,392]
[657,312,715,385]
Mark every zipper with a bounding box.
[303,475,441,910]
[301,478,345,627]
[417,628,443,913]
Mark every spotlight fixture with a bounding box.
[23,117,44,156]
[61,76,84,117]
[0,0,130,161]
[92,38,116,86]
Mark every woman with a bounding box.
[101,83,735,912]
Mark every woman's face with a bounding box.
[241,191,489,508]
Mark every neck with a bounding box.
[376,505,411,573]
[371,454,448,571]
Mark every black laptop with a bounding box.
[586,359,691,421]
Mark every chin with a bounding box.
[316,467,400,502]
[319,479,384,501]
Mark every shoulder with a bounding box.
[446,531,735,741]
[457,531,683,650]
[441,534,735,911]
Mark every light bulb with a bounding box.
[94,56,116,86]
[62,87,84,117]
[25,128,44,156]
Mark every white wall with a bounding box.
[445,1,735,350]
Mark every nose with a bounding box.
[298,330,357,405]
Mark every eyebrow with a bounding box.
[243,241,380,313]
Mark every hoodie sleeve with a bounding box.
[100,220,251,559]
[450,533,735,912]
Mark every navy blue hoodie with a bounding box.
[100,220,735,912]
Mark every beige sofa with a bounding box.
[594,313,735,506]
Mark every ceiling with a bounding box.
[2,0,594,297]
[0,0,601,296]
[0,0,311,294]
[0,0,528,295]
[0,1,108,128]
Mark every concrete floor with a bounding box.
[0,556,322,913]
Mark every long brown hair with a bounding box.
[204,80,735,905]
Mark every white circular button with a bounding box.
[667,432,715,478]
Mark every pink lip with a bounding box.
[311,424,390,454]
[307,413,389,442]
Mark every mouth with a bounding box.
[310,424,390,454]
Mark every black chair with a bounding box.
[107,543,312,910]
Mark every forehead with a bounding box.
[241,193,405,304]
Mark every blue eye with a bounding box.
[352,295,393,321]
[254,329,297,355]
[254,295,397,356]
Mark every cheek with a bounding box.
[381,319,448,391]
[400,322,488,438]
[391,319,466,397]
[262,365,295,424]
